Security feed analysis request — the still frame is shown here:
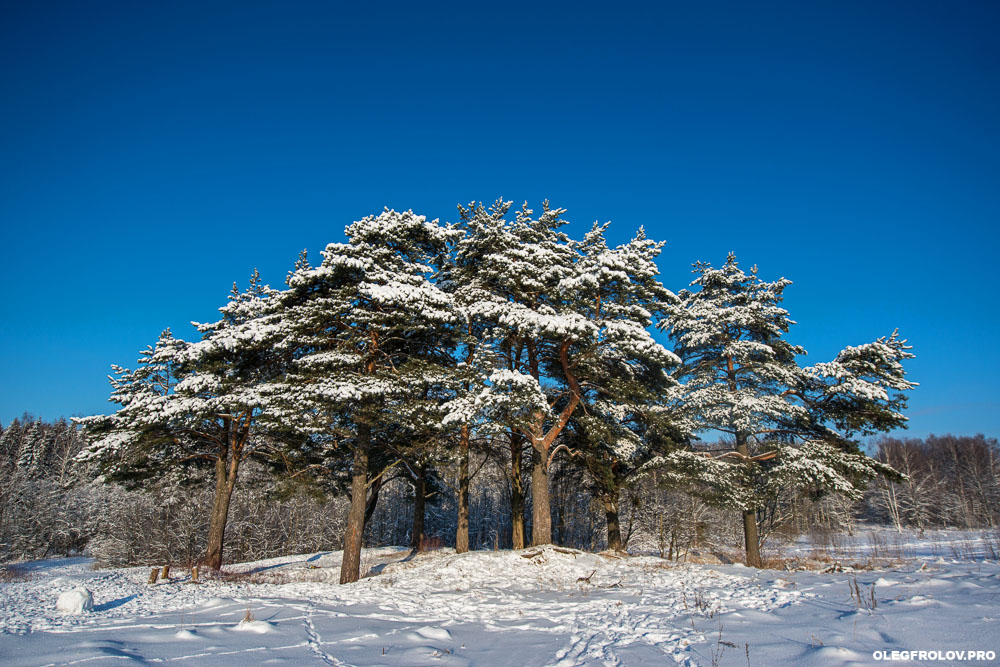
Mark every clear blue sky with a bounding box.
[1,1,997,439]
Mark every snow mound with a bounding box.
[379,546,611,592]
[201,597,229,607]
[233,619,273,633]
[815,646,867,661]
[56,587,93,614]
[411,626,452,641]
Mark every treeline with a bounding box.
[872,434,1000,530]
[2,417,997,566]
[61,201,919,577]
[0,416,94,561]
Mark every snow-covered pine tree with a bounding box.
[447,200,594,547]
[178,270,287,569]
[443,199,525,551]
[557,223,686,551]
[0,419,22,462]
[661,254,914,567]
[803,330,916,439]
[448,202,686,548]
[78,272,285,570]
[76,329,184,492]
[15,419,47,473]
[274,209,459,583]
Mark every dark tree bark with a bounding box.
[364,474,383,529]
[510,434,526,549]
[411,473,426,550]
[603,494,623,552]
[340,423,370,584]
[456,424,470,553]
[736,433,763,568]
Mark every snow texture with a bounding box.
[2,535,998,665]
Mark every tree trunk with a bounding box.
[340,423,370,584]
[364,474,383,530]
[742,509,762,567]
[456,424,470,553]
[603,494,623,552]
[204,453,238,570]
[736,433,763,568]
[510,435,526,549]
[530,446,552,546]
[526,339,580,547]
[411,473,426,550]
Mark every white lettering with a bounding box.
[870,647,995,661]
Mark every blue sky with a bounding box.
[1,1,997,439]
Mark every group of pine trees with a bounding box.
[76,200,916,581]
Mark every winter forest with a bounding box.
[6,199,995,584]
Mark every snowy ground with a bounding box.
[1,533,999,666]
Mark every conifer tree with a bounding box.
[558,223,685,550]
[662,254,914,567]
[78,272,285,570]
[449,202,684,548]
[443,199,522,550]
[270,209,459,583]
[0,419,22,462]
[16,420,46,473]
[446,200,590,546]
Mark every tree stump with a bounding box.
[160,565,170,581]
[148,568,159,585]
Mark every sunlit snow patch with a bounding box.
[55,587,93,614]
[409,626,452,641]
[233,619,274,633]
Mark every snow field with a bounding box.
[1,539,998,666]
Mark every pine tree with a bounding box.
[661,254,914,567]
[76,330,185,497]
[181,270,287,569]
[16,419,48,474]
[447,200,595,546]
[444,199,523,550]
[78,272,286,569]
[1,418,23,464]
[448,202,687,548]
[558,223,686,551]
[271,209,459,583]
